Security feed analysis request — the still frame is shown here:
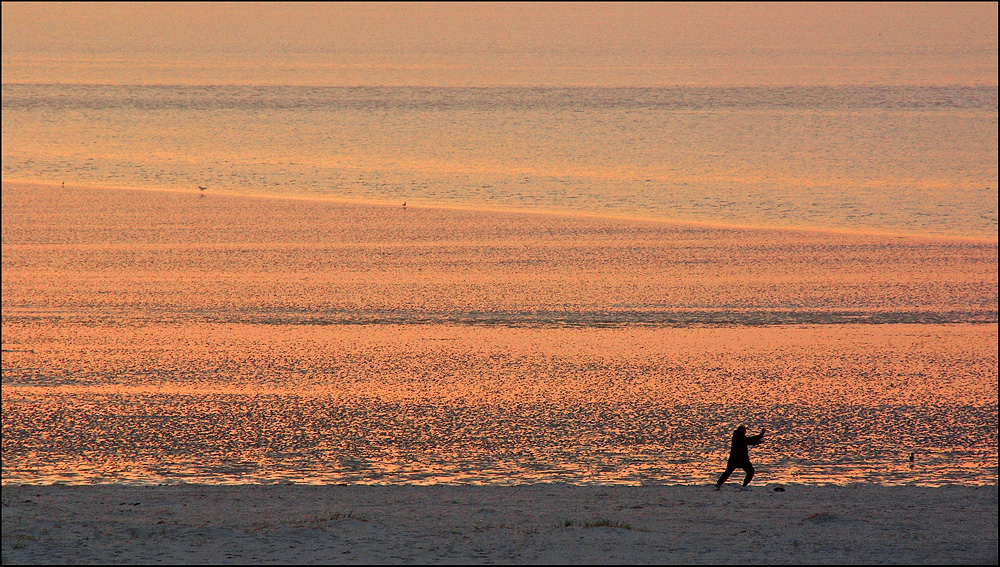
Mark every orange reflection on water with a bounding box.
[2,182,997,485]
[2,323,997,407]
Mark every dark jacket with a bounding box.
[728,428,764,465]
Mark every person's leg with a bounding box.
[716,464,736,488]
[742,463,755,486]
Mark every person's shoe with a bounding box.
[714,484,721,491]
[739,485,753,491]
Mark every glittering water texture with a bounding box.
[2,183,997,486]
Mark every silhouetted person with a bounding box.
[715,425,765,490]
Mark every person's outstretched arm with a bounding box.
[746,429,765,446]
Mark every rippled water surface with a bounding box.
[4,7,997,489]
[2,184,997,486]
[3,84,997,238]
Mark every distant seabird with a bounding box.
[198,186,207,192]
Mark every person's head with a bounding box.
[737,425,746,434]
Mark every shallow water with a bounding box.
[3,5,997,489]
[2,183,996,486]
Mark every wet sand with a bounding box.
[2,483,997,564]
[3,181,996,331]
[3,181,997,486]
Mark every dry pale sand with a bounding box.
[2,484,996,564]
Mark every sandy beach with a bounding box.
[2,484,996,564]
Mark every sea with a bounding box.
[2,83,997,239]
[2,47,998,487]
